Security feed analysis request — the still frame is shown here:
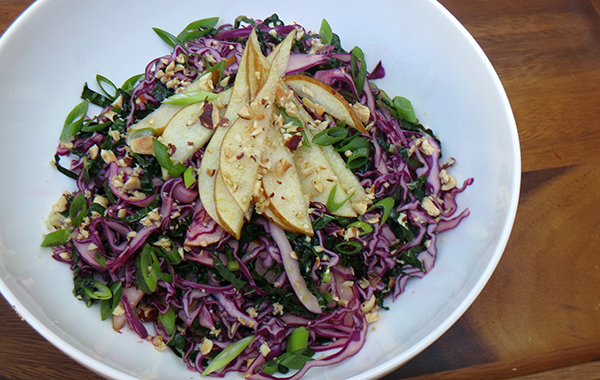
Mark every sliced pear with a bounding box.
[214,169,245,239]
[284,74,367,133]
[261,127,313,236]
[319,143,372,215]
[218,116,265,214]
[127,71,225,138]
[293,143,357,218]
[160,102,215,164]
[218,30,297,214]
[198,33,253,225]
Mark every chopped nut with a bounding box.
[360,295,376,313]
[200,338,214,355]
[101,149,117,164]
[259,342,271,357]
[130,136,155,155]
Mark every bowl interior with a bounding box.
[0,1,520,379]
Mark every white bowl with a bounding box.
[0,0,520,379]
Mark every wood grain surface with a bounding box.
[1,0,600,379]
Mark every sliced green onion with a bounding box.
[183,166,196,189]
[345,146,370,169]
[287,326,309,354]
[326,183,354,213]
[152,139,187,177]
[225,249,241,272]
[278,352,314,370]
[162,90,219,105]
[83,280,112,300]
[335,136,371,152]
[60,100,89,140]
[312,126,348,146]
[350,46,367,98]
[96,74,118,100]
[81,120,112,133]
[368,197,395,225]
[153,27,179,48]
[319,19,333,45]
[121,74,144,92]
[335,241,362,255]
[321,269,332,283]
[69,193,88,227]
[177,17,219,41]
[40,229,72,247]
[138,244,173,292]
[128,127,155,142]
[202,335,255,376]
[347,220,374,236]
[158,306,176,335]
[392,96,418,123]
[155,243,182,265]
[100,281,122,321]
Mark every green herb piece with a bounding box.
[213,254,245,290]
[152,139,187,177]
[183,166,196,189]
[53,153,78,179]
[335,136,371,153]
[312,214,335,231]
[335,241,362,255]
[350,46,367,98]
[158,306,176,335]
[100,281,122,320]
[81,83,112,108]
[287,327,309,354]
[345,146,370,169]
[276,105,308,146]
[162,90,219,105]
[407,174,428,201]
[202,335,255,375]
[152,27,180,48]
[177,17,219,41]
[40,229,72,247]
[278,352,314,370]
[60,100,89,140]
[319,19,333,45]
[392,96,418,123]
[312,126,348,146]
[69,193,87,227]
[326,184,354,213]
[347,220,374,236]
[368,197,395,225]
[83,279,112,300]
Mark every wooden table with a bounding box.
[2,0,600,379]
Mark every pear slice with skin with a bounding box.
[159,102,216,164]
[284,74,367,134]
[217,29,297,215]
[198,29,257,229]
[127,70,222,140]
[261,124,313,236]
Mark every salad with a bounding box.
[42,15,472,379]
